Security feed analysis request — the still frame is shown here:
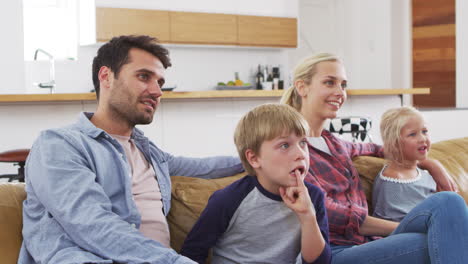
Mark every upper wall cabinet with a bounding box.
[96,8,170,42]
[238,15,297,47]
[95,7,297,48]
[170,12,238,45]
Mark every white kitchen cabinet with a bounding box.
[94,0,297,17]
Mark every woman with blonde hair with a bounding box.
[282,53,467,263]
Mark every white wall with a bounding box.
[290,0,395,90]
[24,43,291,95]
[391,0,413,105]
[0,0,25,94]
[422,109,468,142]
[457,0,468,107]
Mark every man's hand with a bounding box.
[279,170,316,221]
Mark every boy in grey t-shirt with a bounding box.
[181,104,331,264]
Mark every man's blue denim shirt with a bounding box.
[19,112,243,264]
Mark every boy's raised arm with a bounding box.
[280,171,331,264]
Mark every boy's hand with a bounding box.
[279,170,316,221]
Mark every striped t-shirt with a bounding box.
[372,166,437,222]
[181,175,331,264]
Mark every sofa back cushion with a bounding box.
[167,173,245,252]
[352,156,385,213]
[428,137,468,202]
[0,183,26,264]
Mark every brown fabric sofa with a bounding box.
[1,137,467,263]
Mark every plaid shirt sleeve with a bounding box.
[340,140,384,159]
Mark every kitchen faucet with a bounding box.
[33,48,56,94]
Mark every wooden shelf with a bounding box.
[0,88,430,103]
[0,93,96,103]
[347,88,430,96]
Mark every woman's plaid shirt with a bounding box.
[306,130,384,245]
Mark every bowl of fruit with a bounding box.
[216,73,253,90]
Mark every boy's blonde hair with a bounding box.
[380,106,425,163]
[280,53,341,111]
[234,104,310,176]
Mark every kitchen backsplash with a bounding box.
[24,44,290,94]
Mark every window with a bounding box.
[23,0,78,60]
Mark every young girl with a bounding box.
[373,106,440,222]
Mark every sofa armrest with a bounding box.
[0,183,26,263]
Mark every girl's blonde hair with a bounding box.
[380,106,424,164]
[280,53,341,111]
[234,103,309,176]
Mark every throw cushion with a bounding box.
[168,173,246,252]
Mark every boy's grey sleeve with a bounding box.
[181,177,252,263]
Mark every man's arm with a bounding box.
[25,130,194,264]
[157,144,243,179]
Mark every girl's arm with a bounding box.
[418,158,458,192]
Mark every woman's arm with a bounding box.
[331,132,384,159]
[359,215,399,236]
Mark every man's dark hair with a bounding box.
[92,35,172,99]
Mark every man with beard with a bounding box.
[19,35,243,264]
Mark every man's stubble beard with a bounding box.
[109,80,156,127]
[108,94,156,128]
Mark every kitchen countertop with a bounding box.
[0,88,430,103]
